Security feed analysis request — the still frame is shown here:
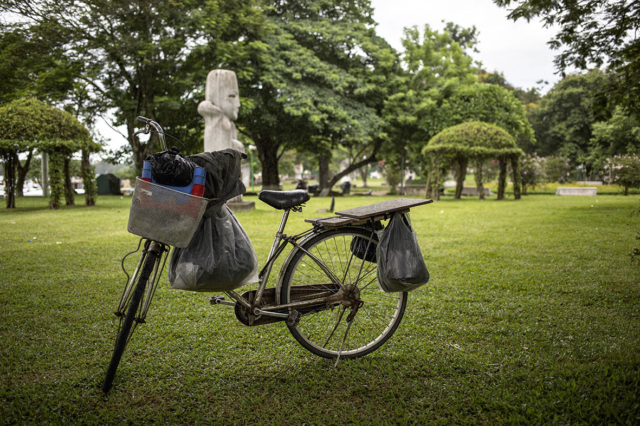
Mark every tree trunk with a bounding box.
[474,159,485,200]
[454,157,468,199]
[3,153,16,208]
[318,154,331,196]
[81,149,97,206]
[511,156,521,200]
[256,135,281,191]
[49,152,64,209]
[497,157,507,200]
[624,186,629,195]
[432,157,440,201]
[425,169,432,199]
[360,164,368,188]
[63,157,75,206]
[324,156,380,196]
[15,149,34,197]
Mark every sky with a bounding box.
[370,0,560,91]
[98,0,561,152]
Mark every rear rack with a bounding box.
[305,198,433,229]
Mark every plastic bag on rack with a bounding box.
[168,204,259,292]
[350,221,382,263]
[376,212,429,292]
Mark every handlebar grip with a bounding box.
[137,116,152,124]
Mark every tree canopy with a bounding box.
[424,121,523,201]
[0,97,97,208]
[0,97,91,150]
[1,0,265,170]
[494,0,640,116]
[237,0,396,190]
[423,121,521,158]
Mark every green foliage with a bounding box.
[519,153,545,193]
[2,0,265,168]
[494,0,640,117]
[0,98,91,152]
[383,22,480,169]
[0,97,96,208]
[544,156,572,183]
[0,24,79,104]
[441,83,535,145]
[239,0,396,188]
[477,70,542,105]
[382,162,401,194]
[604,155,640,195]
[48,151,64,209]
[591,107,640,161]
[528,71,610,162]
[111,166,137,184]
[423,121,522,158]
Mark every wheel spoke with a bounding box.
[282,228,407,359]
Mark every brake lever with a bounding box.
[133,124,151,137]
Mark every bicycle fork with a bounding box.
[116,240,168,323]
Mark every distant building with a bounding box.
[97,174,122,195]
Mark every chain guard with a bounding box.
[234,284,342,327]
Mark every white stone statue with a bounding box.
[198,69,245,153]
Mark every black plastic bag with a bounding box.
[147,147,195,187]
[350,222,382,263]
[376,212,429,292]
[168,204,259,292]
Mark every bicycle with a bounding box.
[102,117,432,393]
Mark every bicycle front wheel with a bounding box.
[280,226,407,359]
[101,245,160,393]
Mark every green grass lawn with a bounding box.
[1,194,639,424]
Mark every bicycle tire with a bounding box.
[102,248,159,393]
[280,226,408,359]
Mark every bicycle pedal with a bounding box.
[286,310,302,327]
[209,296,225,305]
[209,296,235,307]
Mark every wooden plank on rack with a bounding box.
[335,198,433,219]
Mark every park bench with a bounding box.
[556,187,597,196]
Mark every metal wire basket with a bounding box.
[128,178,209,247]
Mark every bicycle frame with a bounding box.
[220,207,375,320]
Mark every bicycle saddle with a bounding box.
[259,190,310,210]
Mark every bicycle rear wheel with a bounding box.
[280,226,407,359]
[101,243,161,393]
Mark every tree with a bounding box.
[423,121,523,200]
[237,0,395,192]
[604,155,640,195]
[0,98,94,209]
[519,153,545,194]
[590,107,640,171]
[382,22,480,177]
[477,70,542,105]
[528,71,610,170]
[441,83,535,145]
[0,24,78,104]
[494,0,640,116]
[2,0,265,171]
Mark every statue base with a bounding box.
[228,201,255,212]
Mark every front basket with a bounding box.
[127,178,208,247]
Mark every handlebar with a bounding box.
[136,116,167,152]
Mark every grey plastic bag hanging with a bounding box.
[168,204,259,292]
[376,212,429,292]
